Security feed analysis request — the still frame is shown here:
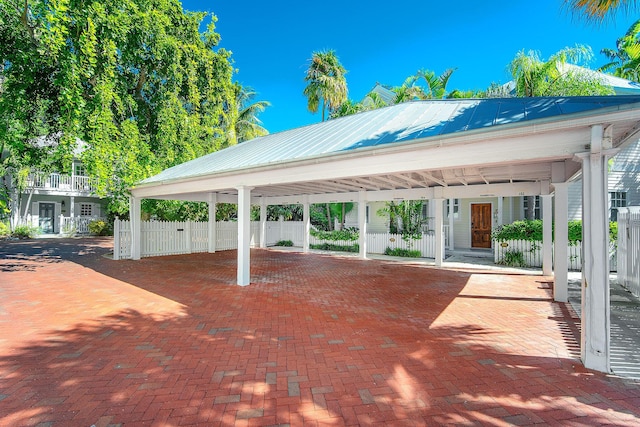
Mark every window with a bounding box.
[79,203,93,217]
[421,201,429,220]
[523,196,541,220]
[446,199,459,219]
[74,163,86,176]
[609,191,627,222]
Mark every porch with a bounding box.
[28,171,97,194]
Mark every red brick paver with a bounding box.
[1,238,639,426]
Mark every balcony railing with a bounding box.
[27,173,97,193]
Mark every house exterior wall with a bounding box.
[342,201,388,233]
[25,195,106,234]
[567,140,640,221]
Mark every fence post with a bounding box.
[113,219,120,260]
[186,221,192,254]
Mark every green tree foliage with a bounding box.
[303,50,348,122]
[0,0,237,216]
[600,18,640,81]
[508,45,614,97]
[564,0,638,22]
[233,83,270,143]
[377,200,426,240]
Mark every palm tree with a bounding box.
[416,68,456,99]
[234,84,270,143]
[508,45,612,96]
[303,50,348,122]
[600,18,640,81]
[564,0,638,21]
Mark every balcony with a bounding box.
[27,172,98,194]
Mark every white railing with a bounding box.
[28,172,97,192]
[494,239,618,272]
[366,232,437,258]
[114,220,440,260]
[60,216,105,234]
[617,207,640,297]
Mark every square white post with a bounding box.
[448,198,455,250]
[434,198,444,266]
[358,191,367,259]
[579,125,610,373]
[542,194,553,276]
[129,196,142,260]
[208,192,217,253]
[260,198,267,249]
[303,196,310,252]
[237,186,253,286]
[553,183,569,302]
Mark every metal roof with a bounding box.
[141,96,640,186]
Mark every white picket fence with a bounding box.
[308,232,438,258]
[113,219,305,260]
[493,239,619,272]
[114,220,439,260]
[494,240,583,271]
[617,207,640,297]
[366,232,437,258]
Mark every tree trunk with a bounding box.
[340,202,346,230]
[526,196,535,220]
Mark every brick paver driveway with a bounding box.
[1,238,639,426]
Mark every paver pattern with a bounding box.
[1,238,639,426]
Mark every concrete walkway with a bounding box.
[1,238,639,426]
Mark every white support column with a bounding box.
[208,192,217,253]
[448,198,455,250]
[237,186,253,286]
[435,198,444,267]
[303,196,310,253]
[580,125,611,373]
[260,199,267,249]
[497,197,503,227]
[553,183,569,302]
[70,196,75,218]
[358,191,367,259]
[542,194,553,276]
[129,196,142,260]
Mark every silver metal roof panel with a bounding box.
[140,97,640,185]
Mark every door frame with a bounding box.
[470,202,493,249]
[38,202,56,234]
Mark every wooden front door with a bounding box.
[471,203,492,248]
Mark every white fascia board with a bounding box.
[261,182,546,206]
[433,182,547,199]
[131,128,586,200]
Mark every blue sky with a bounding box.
[182,1,639,134]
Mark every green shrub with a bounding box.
[310,243,359,253]
[274,240,294,247]
[88,219,111,236]
[310,227,359,241]
[384,247,422,258]
[11,225,39,239]
[492,220,542,242]
[0,222,9,237]
[499,250,526,267]
[492,219,617,244]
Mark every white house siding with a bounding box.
[342,201,389,233]
[567,140,640,221]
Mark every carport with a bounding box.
[130,96,640,374]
